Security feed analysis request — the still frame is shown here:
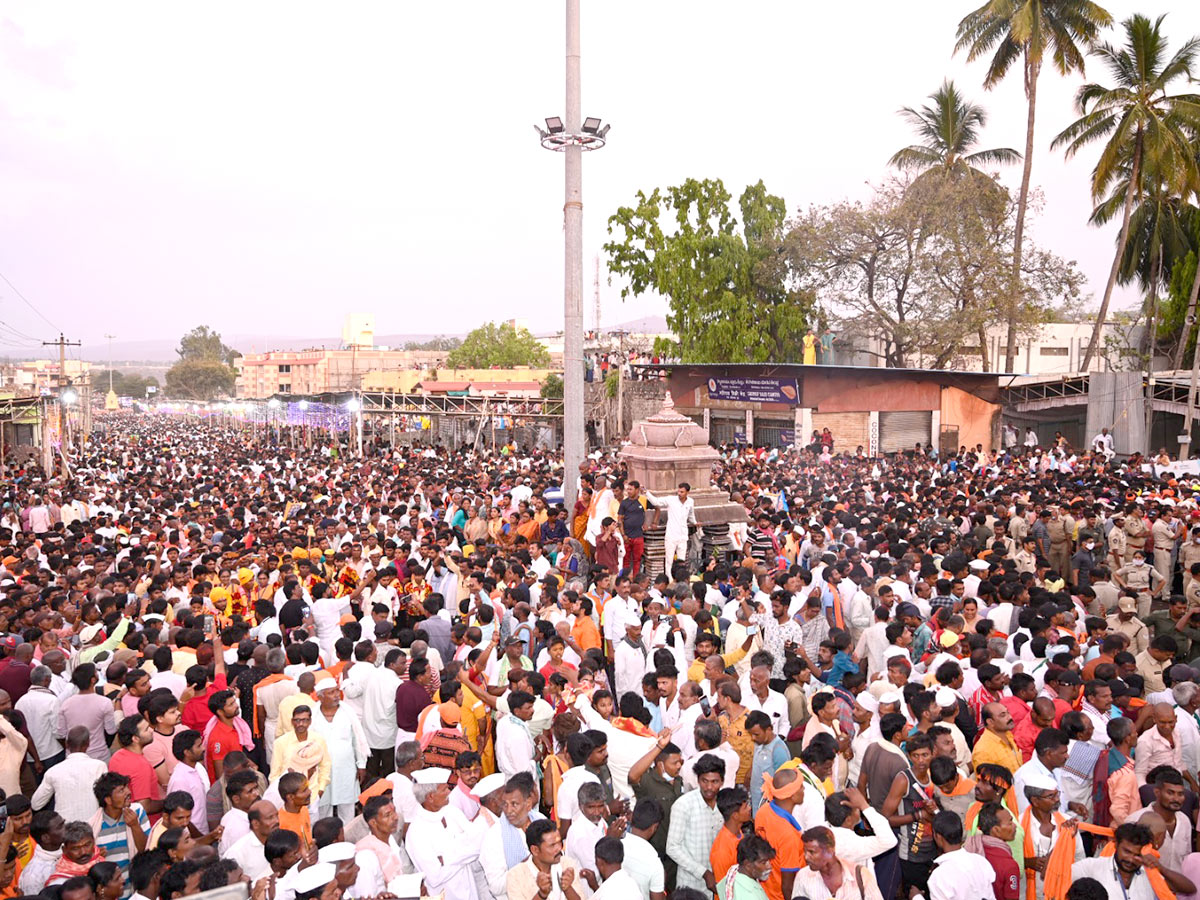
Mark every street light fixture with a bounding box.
[267,398,281,409]
[536,115,610,151]
[345,398,360,413]
[61,389,78,405]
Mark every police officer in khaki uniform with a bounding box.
[1186,562,1200,607]
[1107,513,1127,570]
[1106,594,1150,655]
[1046,506,1075,580]
[1179,525,1200,593]
[1076,513,1105,565]
[992,519,1017,559]
[1114,549,1164,619]
[1008,505,1030,547]
[1012,535,1038,575]
[1150,507,1182,599]
[1123,506,1148,564]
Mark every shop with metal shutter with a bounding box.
[879,410,932,453]
[755,418,795,448]
[811,411,869,454]
[709,414,742,446]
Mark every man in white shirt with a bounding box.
[360,650,403,776]
[1072,824,1159,900]
[592,836,641,900]
[927,809,998,900]
[826,787,897,864]
[228,800,279,882]
[403,768,484,900]
[495,691,537,779]
[644,483,696,572]
[30,727,107,823]
[743,665,788,736]
[614,621,648,701]
[15,667,63,765]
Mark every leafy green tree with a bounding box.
[956,0,1113,372]
[164,358,236,400]
[1157,208,1200,364]
[446,322,551,368]
[1052,13,1200,371]
[93,369,161,397]
[604,178,814,363]
[177,325,240,366]
[540,373,564,399]
[889,79,1020,177]
[404,336,462,352]
[788,176,1081,369]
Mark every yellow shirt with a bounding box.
[686,645,748,684]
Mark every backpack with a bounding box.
[420,728,472,775]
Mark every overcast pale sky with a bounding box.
[0,0,1196,353]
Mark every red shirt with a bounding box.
[1000,695,1031,728]
[983,837,1020,900]
[1012,714,1042,763]
[109,748,162,821]
[182,673,227,731]
[205,718,241,781]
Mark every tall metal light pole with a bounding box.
[537,0,609,510]
[104,333,116,392]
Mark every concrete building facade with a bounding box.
[653,364,1003,454]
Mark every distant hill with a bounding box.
[75,315,672,363]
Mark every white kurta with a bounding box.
[403,804,485,900]
[311,705,369,806]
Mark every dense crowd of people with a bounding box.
[0,413,1196,900]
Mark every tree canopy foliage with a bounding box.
[787,174,1083,369]
[92,370,160,398]
[446,322,551,369]
[167,326,238,400]
[403,336,462,352]
[177,325,240,366]
[604,178,815,363]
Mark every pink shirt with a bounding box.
[1135,727,1182,784]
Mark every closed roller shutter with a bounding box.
[879,410,932,454]
[710,416,741,446]
[811,411,869,454]
[755,419,795,449]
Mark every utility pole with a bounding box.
[535,0,608,508]
[1182,332,1200,460]
[104,333,116,392]
[563,0,584,510]
[43,333,81,459]
[594,256,602,335]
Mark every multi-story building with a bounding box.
[0,359,92,393]
[845,321,1134,375]
[235,347,449,398]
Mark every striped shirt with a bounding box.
[94,804,149,898]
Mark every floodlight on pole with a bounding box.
[61,389,78,405]
[267,398,281,409]
[537,115,609,151]
[538,0,607,511]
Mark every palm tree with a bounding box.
[1051,13,1200,372]
[956,0,1113,372]
[889,79,1021,176]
